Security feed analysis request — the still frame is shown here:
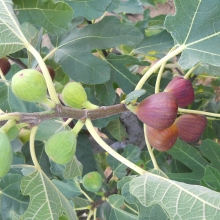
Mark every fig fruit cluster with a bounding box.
[136,77,207,151]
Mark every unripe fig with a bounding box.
[136,92,178,129]
[164,77,194,107]
[11,69,47,102]
[0,58,11,75]
[0,130,13,177]
[146,123,178,151]
[35,65,55,81]
[61,82,87,109]
[19,128,31,144]
[175,114,207,143]
[45,130,76,164]
[82,171,102,193]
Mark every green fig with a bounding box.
[61,82,87,109]
[82,171,102,193]
[19,128,31,143]
[45,131,76,164]
[11,69,47,102]
[0,130,13,177]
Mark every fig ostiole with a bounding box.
[0,57,11,76]
[136,92,178,130]
[62,82,88,109]
[164,76,194,107]
[11,69,47,103]
[146,123,178,151]
[45,130,77,164]
[175,114,207,143]
[82,171,103,193]
[35,65,55,81]
[0,130,13,177]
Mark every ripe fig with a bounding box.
[0,58,11,75]
[35,65,55,81]
[164,77,194,107]
[146,123,178,151]
[45,130,76,164]
[82,171,102,193]
[136,92,178,129]
[175,114,207,143]
[0,130,13,177]
[62,82,87,109]
[11,69,47,102]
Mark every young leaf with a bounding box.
[21,170,77,219]
[124,90,146,104]
[13,0,73,35]
[165,0,220,69]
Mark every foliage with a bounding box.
[0,0,220,219]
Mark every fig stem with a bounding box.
[74,206,91,211]
[178,108,220,118]
[0,120,16,133]
[71,120,84,136]
[30,126,41,170]
[184,63,200,79]
[143,124,160,170]
[40,98,56,109]
[0,114,20,121]
[155,46,177,94]
[85,118,146,175]
[0,69,9,86]
[81,189,94,202]
[25,43,60,105]
[83,101,99,110]
[135,45,186,91]
[93,208,97,220]
[86,210,93,220]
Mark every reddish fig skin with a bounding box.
[164,76,194,107]
[0,58,11,75]
[136,92,178,129]
[35,65,55,81]
[175,114,207,143]
[146,123,178,151]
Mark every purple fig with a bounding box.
[146,123,178,151]
[175,114,207,143]
[164,76,194,107]
[136,92,178,129]
[35,65,55,81]
[0,58,11,75]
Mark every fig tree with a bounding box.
[164,76,194,107]
[0,130,13,177]
[82,171,102,193]
[45,130,76,164]
[11,69,47,102]
[62,82,87,109]
[0,57,11,75]
[136,92,178,129]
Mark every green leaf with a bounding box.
[106,119,128,142]
[52,178,82,199]
[63,156,83,179]
[201,166,220,192]
[124,90,146,104]
[134,31,174,54]
[114,0,144,14]
[0,174,29,219]
[50,16,143,84]
[129,173,220,219]
[67,0,111,20]
[72,197,90,208]
[167,140,209,184]
[21,170,77,220]
[107,195,138,220]
[165,0,220,69]
[107,144,141,178]
[14,0,73,35]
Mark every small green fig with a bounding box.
[0,58,11,75]
[45,131,76,164]
[61,82,87,109]
[175,114,207,143]
[146,123,178,151]
[11,69,47,102]
[35,65,55,81]
[164,77,194,107]
[82,171,102,193]
[0,130,13,177]
[136,92,178,129]
[19,128,31,144]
